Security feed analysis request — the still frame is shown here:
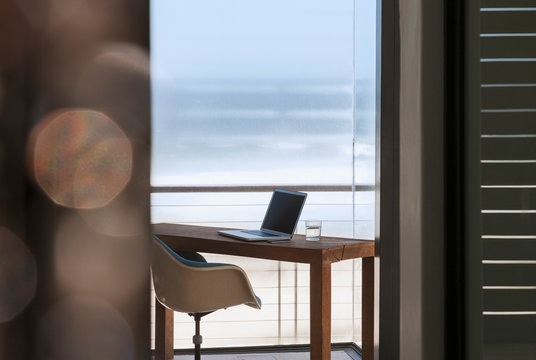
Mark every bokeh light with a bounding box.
[79,196,146,237]
[74,43,150,126]
[78,139,150,237]
[79,43,150,85]
[47,0,87,26]
[54,214,147,301]
[10,0,46,29]
[37,296,133,360]
[0,227,37,322]
[28,109,132,209]
[0,71,4,114]
[72,137,132,209]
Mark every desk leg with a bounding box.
[310,262,331,360]
[155,298,174,360]
[362,257,374,360]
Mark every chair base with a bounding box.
[188,312,213,360]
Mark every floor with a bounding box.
[171,349,360,360]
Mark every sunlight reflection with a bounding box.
[0,227,37,322]
[37,296,133,360]
[28,109,132,209]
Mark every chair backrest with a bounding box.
[151,236,261,313]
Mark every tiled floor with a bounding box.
[172,349,359,360]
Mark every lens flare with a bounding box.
[0,228,37,322]
[28,109,132,209]
[37,296,133,360]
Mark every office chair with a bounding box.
[151,235,261,360]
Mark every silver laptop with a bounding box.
[218,188,307,242]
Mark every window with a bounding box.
[150,0,377,348]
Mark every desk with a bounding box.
[153,223,375,360]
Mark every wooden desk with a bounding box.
[153,223,374,360]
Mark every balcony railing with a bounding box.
[151,184,375,193]
[150,185,373,349]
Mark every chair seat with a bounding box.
[152,235,261,314]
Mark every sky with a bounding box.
[151,0,377,81]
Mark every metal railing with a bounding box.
[151,184,375,193]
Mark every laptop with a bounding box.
[218,188,307,242]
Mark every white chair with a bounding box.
[151,235,261,359]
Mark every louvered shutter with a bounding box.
[480,1,536,356]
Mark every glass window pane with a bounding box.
[150,0,377,348]
[151,0,355,187]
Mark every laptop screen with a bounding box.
[261,189,307,234]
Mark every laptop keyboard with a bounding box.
[242,230,278,237]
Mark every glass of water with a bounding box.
[305,220,322,241]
